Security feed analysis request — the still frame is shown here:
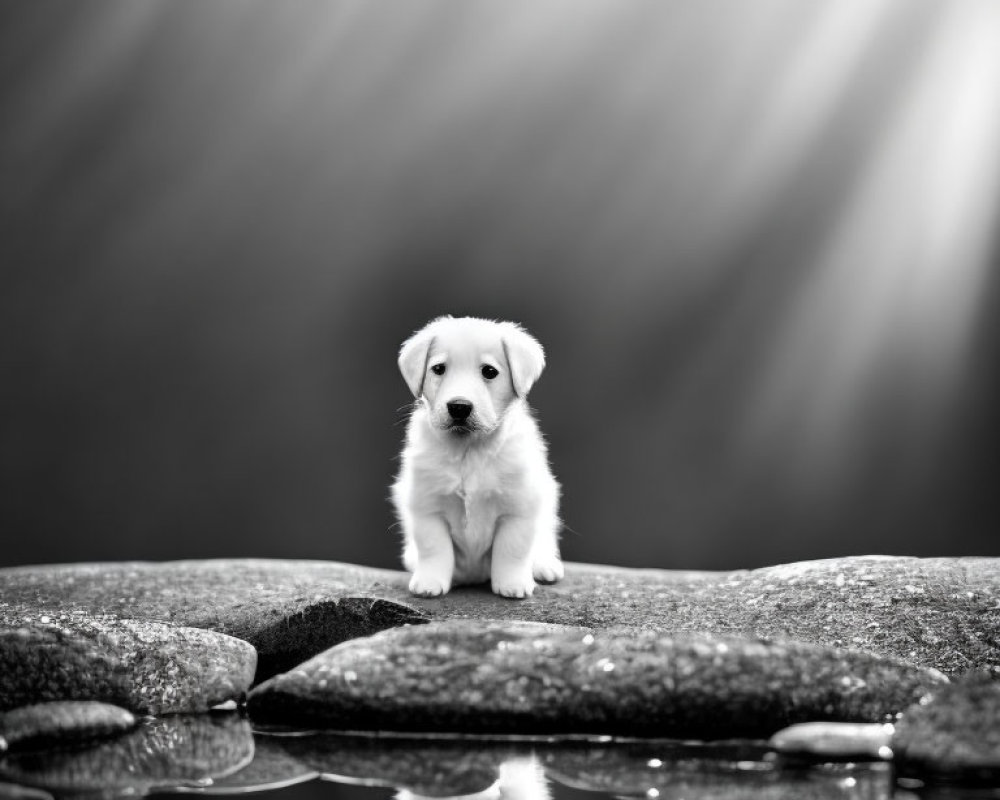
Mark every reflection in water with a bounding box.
[0,721,901,800]
[0,713,253,795]
[395,756,550,800]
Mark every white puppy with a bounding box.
[391,316,563,599]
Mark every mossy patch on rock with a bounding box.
[248,619,946,737]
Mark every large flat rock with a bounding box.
[248,619,946,736]
[0,560,425,680]
[400,557,1000,678]
[2,555,997,678]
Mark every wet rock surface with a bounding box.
[769,676,1000,780]
[1,554,999,795]
[769,721,894,760]
[0,702,135,752]
[179,735,319,793]
[539,740,895,800]
[276,733,528,796]
[248,619,946,736]
[0,607,256,714]
[0,724,900,800]
[271,733,879,800]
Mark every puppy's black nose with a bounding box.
[447,400,473,421]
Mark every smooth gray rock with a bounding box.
[0,702,135,752]
[769,678,1000,782]
[893,673,1000,779]
[769,721,894,760]
[0,560,426,681]
[0,607,256,715]
[0,714,253,795]
[248,619,946,736]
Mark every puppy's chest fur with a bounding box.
[416,444,518,582]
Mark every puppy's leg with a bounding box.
[408,515,455,598]
[532,548,564,584]
[531,506,564,584]
[491,516,536,599]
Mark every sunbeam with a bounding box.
[2,0,999,568]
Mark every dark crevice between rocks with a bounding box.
[250,596,429,683]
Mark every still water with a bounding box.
[0,713,991,800]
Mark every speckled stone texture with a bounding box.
[0,702,135,752]
[893,673,1000,779]
[0,607,256,714]
[399,557,1000,678]
[0,560,426,680]
[248,619,946,736]
[0,714,253,795]
[2,555,998,679]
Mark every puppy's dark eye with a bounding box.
[481,365,499,380]
[430,364,446,376]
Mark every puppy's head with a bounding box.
[398,316,545,438]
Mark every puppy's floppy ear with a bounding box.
[501,324,546,397]
[398,327,435,398]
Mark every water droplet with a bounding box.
[582,634,595,645]
[646,788,659,798]
[647,758,663,768]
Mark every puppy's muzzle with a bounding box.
[446,399,473,422]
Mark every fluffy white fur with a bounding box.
[391,316,563,599]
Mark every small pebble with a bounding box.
[770,721,895,759]
[0,701,136,751]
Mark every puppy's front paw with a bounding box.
[409,571,451,598]
[533,556,564,584]
[492,573,536,600]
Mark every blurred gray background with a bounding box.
[2,0,998,572]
